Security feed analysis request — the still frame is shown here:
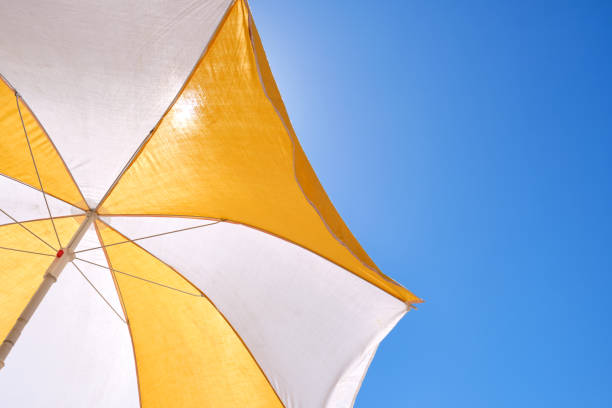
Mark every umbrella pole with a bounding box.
[0,211,96,369]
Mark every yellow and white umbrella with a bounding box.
[0,0,421,406]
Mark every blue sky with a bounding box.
[251,0,612,406]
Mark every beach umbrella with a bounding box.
[0,0,421,406]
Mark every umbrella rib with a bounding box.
[0,174,84,213]
[71,261,127,324]
[0,245,55,257]
[74,257,203,297]
[0,208,57,252]
[15,92,62,249]
[74,221,221,254]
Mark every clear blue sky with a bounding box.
[251,0,612,406]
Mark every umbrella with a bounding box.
[0,0,422,406]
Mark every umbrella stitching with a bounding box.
[93,0,239,213]
[245,10,414,296]
[14,94,89,210]
[15,92,62,248]
[0,174,86,213]
[98,213,424,304]
[0,74,88,211]
[93,222,143,408]
[99,211,288,408]
[0,214,84,226]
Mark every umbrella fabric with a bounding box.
[0,0,421,407]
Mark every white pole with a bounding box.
[0,211,96,369]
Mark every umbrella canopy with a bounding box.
[0,0,421,406]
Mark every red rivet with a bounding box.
[56,249,64,258]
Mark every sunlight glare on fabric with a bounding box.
[172,96,197,127]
